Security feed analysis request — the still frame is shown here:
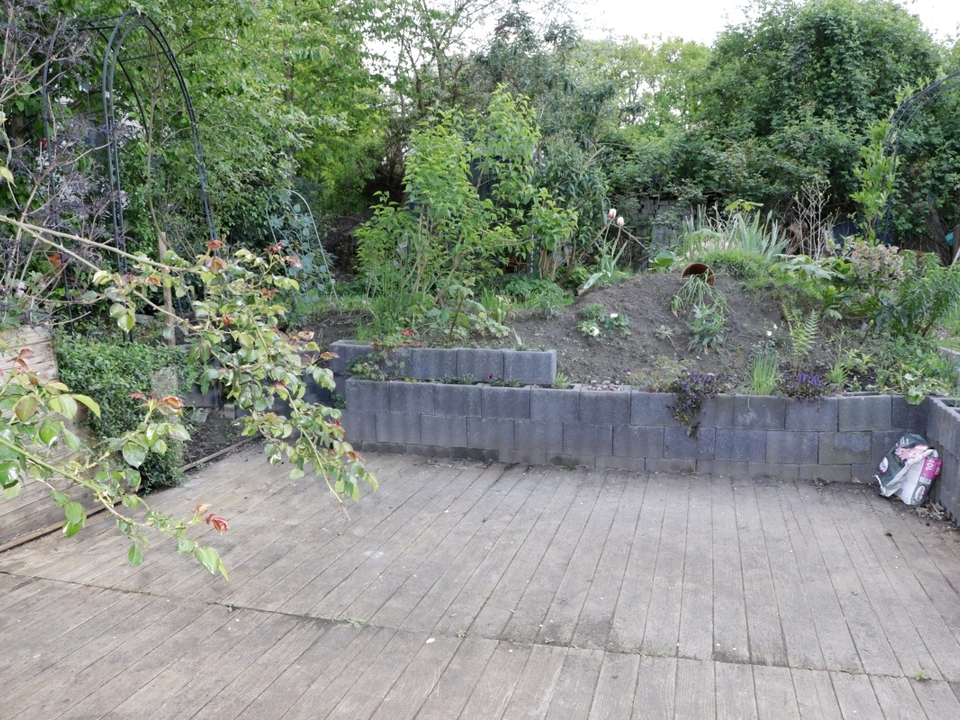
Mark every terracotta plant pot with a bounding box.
[680,262,715,286]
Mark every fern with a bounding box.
[783,305,819,369]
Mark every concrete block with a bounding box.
[503,349,556,385]
[765,431,819,465]
[734,396,786,430]
[838,395,892,431]
[367,441,406,455]
[926,400,944,441]
[631,392,680,426]
[340,409,376,442]
[646,457,697,474]
[851,464,878,483]
[613,426,664,458]
[819,432,872,465]
[547,454,597,468]
[388,381,436,415]
[596,455,646,472]
[785,397,838,432]
[467,417,514,450]
[481,385,531,419]
[871,430,905,466]
[580,389,631,425]
[329,341,373,375]
[891,395,928,432]
[748,463,799,480]
[563,423,613,456]
[434,383,482,417]
[346,379,390,411]
[715,429,767,462]
[333,374,346,399]
[421,415,467,447]
[301,379,333,406]
[664,427,716,459]
[458,348,504,382]
[409,348,459,380]
[694,460,748,477]
[500,449,546,466]
[530,387,580,422]
[377,412,421,445]
[799,464,852,483]
[182,384,221,408]
[701,395,735,428]
[514,421,564,454]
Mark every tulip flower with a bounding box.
[607,208,617,220]
[616,216,625,227]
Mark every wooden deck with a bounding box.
[3,445,960,719]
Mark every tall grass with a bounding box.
[678,206,788,262]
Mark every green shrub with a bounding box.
[55,336,187,490]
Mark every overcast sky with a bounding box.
[576,0,960,45]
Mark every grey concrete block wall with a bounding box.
[927,398,960,524]
[341,376,932,486]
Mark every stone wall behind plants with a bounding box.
[927,398,960,523]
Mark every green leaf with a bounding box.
[63,501,85,525]
[0,461,19,489]
[0,165,14,185]
[62,521,83,538]
[127,544,144,567]
[194,546,221,575]
[57,395,78,420]
[177,537,196,554]
[118,313,135,332]
[38,419,61,446]
[51,489,70,507]
[14,394,38,422]
[72,394,101,418]
[3,483,21,500]
[61,427,81,452]
[122,442,147,468]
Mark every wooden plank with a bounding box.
[758,481,825,671]
[791,668,843,720]
[458,642,531,719]
[710,477,750,665]
[319,463,494,623]
[779,482,863,674]
[608,475,668,653]
[240,624,389,720]
[830,671,884,719]
[366,634,462,720]
[500,643,567,720]
[188,614,329,720]
[587,651,639,720]
[371,464,524,629]
[674,658,714,719]
[870,675,928,719]
[753,664,801,720]
[409,637,499,720]
[678,475,713,661]
[911,678,960,720]
[830,488,943,679]
[541,472,625,647]
[140,611,305,720]
[545,648,604,719]
[734,480,788,668]
[52,604,234,719]
[401,468,553,634]
[420,466,553,637]
[469,468,587,639]
[640,474,690,657]
[502,471,606,644]
[714,661,758,720]
[633,656,676,719]
[571,470,645,651]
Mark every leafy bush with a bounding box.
[877,252,960,337]
[56,336,186,490]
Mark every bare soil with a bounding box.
[306,271,845,389]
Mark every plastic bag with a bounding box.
[875,433,942,506]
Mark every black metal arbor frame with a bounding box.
[40,10,216,259]
[882,70,960,259]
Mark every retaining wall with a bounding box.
[341,379,929,482]
[927,398,960,523]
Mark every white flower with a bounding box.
[607,208,617,220]
[610,313,618,319]
[616,216,625,227]
[766,330,772,337]
[590,326,600,337]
